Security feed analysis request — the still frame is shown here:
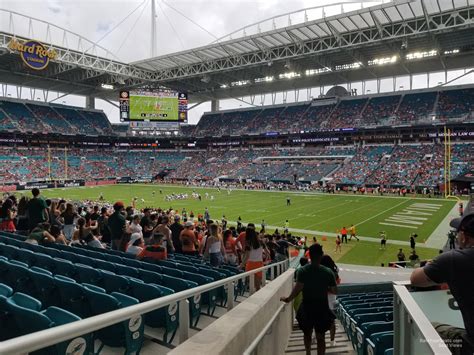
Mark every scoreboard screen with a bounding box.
[119,89,187,123]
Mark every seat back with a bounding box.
[101,272,131,294]
[83,286,144,353]
[115,263,140,278]
[138,269,163,284]
[366,332,394,355]
[0,283,13,297]
[53,275,90,318]
[29,268,58,308]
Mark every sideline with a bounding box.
[425,203,459,249]
[226,220,412,246]
[34,183,468,202]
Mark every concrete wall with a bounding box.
[169,269,295,355]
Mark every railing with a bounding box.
[0,259,290,355]
[393,282,451,354]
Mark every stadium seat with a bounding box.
[160,275,200,327]
[125,278,179,343]
[8,292,43,312]
[366,332,394,355]
[95,258,117,273]
[29,267,58,308]
[100,271,131,294]
[355,321,393,355]
[141,261,163,274]
[52,258,77,279]
[53,275,91,318]
[34,253,56,273]
[103,254,123,264]
[182,271,217,316]
[15,248,36,266]
[4,294,92,355]
[0,283,13,297]
[75,263,104,286]
[351,312,393,336]
[115,263,141,278]
[122,258,143,268]
[138,268,163,285]
[160,265,185,278]
[83,285,144,354]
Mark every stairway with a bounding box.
[285,319,356,354]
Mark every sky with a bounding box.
[1,0,473,125]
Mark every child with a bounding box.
[335,235,342,253]
[380,231,387,250]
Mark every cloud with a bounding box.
[47,0,62,14]
[96,21,113,33]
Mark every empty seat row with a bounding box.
[0,287,93,355]
[0,234,244,310]
[0,257,146,351]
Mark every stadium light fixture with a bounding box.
[101,83,114,90]
[368,55,397,66]
[444,49,459,55]
[230,80,250,87]
[305,68,331,76]
[335,62,362,71]
[279,72,301,79]
[406,50,437,60]
[255,76,274,83]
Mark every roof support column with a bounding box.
[211,99,219,112]
[86,96,96,109]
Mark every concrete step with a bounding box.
[285,319,356,354]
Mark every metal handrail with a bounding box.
[0,259,290,355]
[243,303,288,355]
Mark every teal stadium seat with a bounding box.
[3,294,92,355]
[0,283,13,297]
[53,275,91,318]
[355,321,393,355]
[366,332,394,355]
[125,278,179,343]
[83,285,144,354]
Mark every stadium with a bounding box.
[0,0,473,354]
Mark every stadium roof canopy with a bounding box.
[0,0,474,104]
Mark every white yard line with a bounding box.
[354,199,412,228]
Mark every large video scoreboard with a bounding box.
[119,89,188,123]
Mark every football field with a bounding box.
[37,184,457,267]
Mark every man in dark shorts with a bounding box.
[281,244,337,355]
[340,226,348,244]
[411,213,474,355]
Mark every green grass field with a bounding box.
[34,184,455,267]
[130,95,178,121]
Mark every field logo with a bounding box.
[8,38,57,70]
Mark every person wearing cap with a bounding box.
[411,213,474,354]
[170,215,184,254]
[108,201,126,250]
[180,221,198,256]
[137,233,167,260]
[127,232,144,256]
[280,243,337,355]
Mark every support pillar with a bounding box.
[86,96,96,109]
[211,99,219,112]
